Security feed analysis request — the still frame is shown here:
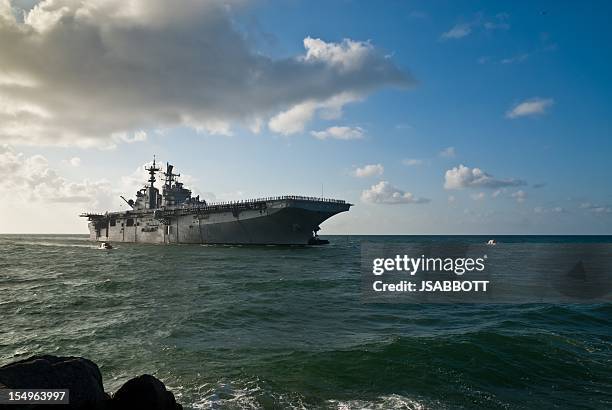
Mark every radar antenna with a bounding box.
[163,162,181,187]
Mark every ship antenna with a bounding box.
[145,155,161,187]
[164,162,180,187]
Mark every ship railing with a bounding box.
[202,195,345,207]
[159,195,347,213]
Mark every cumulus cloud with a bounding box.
[439,146,456,158]
[311,126,365,140]
[0,0,412,147]
[353,164,383,178]
[506,98,554,119]
[0,145,111,204]
[444,164,526,190]
[361,181,429,204]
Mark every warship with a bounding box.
[81,158,351,245]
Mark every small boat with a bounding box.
[486,239,497,246]
[98,242,113,250]
[308,235,329,245]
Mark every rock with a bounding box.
[113,374,182,410]
[0,355,110,409]
[0,356,182,410]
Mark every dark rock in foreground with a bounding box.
[113,374,181,410]
[0,355,108,409]
[0,355,182,410]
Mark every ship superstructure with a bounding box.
[81,158,351,245]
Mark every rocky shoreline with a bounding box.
[0,355,182,409]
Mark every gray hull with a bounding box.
[87,197,350,245]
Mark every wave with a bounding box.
[4,240,97,249]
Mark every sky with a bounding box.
[0,0,611,234]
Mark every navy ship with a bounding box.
[81,158,351,245]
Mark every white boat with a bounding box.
[486,239,497,246]
[98,242,113,250]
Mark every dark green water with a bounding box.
[1,235,611,409]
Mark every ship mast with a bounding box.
[145,155,160,187]
[145,155,161,209]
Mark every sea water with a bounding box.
[1,235,611,409]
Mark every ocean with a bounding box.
[1,235,611,409]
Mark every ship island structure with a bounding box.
[81,158,351,245]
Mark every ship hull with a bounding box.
[87,198,350,245]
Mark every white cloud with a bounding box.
[353,164,384,178]
[439,146,456,158]
[361,181,429,204]
[579,202,612,214]
[442,13,509,41]
[302,37,373,72]
[403,158,423,166]
[0,0,412,147]
[448,195,456,203]
[311,126,365,140]
[441,23,472,40]
[0,145,111,205]
[444,164,526,190]
[268,94,367,136]
[511,190,527,203]
[506,98,554,119]
[534,206,565,214]
[269,101,318,135]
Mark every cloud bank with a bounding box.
[444,164,526,190]
[0,0,412,147]
[0,145,111,204]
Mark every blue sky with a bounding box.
[1,0,611,234]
